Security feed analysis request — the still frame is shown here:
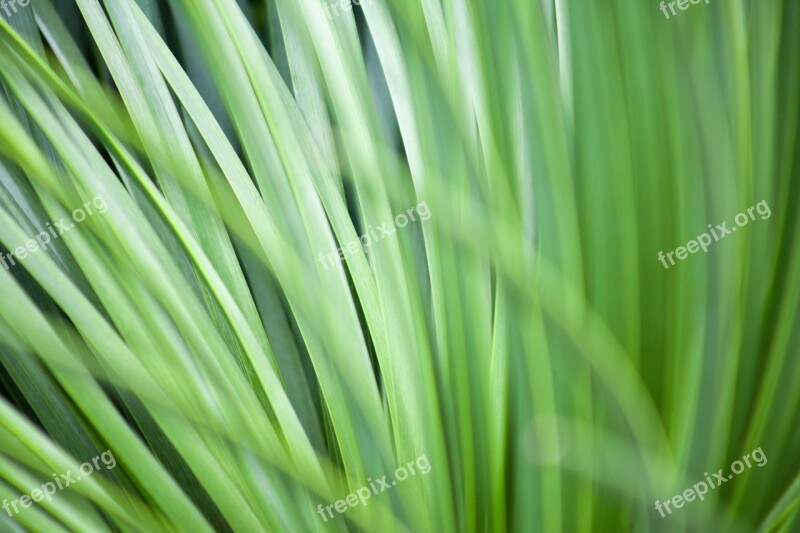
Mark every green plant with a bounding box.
[0,0,797,531]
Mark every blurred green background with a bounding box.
[0,0,797,531]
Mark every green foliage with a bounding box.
[0,0,797,531]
